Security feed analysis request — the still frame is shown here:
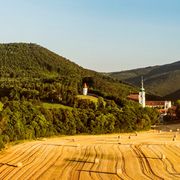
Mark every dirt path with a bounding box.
[0,124,180,180]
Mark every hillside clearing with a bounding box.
[42,103,73,110]
[76,95,98,103]
[0,124,179,179]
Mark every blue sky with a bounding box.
[0,0,180,72]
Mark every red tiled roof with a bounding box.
[83,83,88,88]
[146,101,165,106]
[127,94,139,101]
[158,109,167,113]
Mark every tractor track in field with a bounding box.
[69,145,90,179]
[29,145,64,179]
[58,145,81,179]
[88,145,100,180]
[131,144,163,180]
[77,145,92,180]
[36,145,65,179]
[0,143,42,179]
[137,145,164,179]
[117,145,134,180]
[17,144,56,180]
[149,145,180,179]
[1,143,43,179]
[167,145,180,157]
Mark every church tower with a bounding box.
[83,83,88,96]
[139,77,146,108]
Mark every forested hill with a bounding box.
[109,61,180,99]
[0,43,161,149]
[0,43,135,100]
[0,43,85,78]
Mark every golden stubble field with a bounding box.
[0,124,180,180]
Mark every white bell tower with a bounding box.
[139,77,146,108]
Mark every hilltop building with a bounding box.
[83,83,88,96]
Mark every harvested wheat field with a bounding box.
[0,124,180,180]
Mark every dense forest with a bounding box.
[0,43,160,149]
[0,99,159,149]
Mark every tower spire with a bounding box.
[141,76,144,91]
[139,76,146,108]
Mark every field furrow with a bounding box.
[0,125,179,180]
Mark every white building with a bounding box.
[83,83,88,96]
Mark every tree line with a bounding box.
[0,99,159,150]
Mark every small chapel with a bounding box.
[83,83,88,96]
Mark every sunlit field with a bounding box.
[0,124,179,180]
[76,95,98,103]
[42,103,73,110]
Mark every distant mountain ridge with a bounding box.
[109,61,180,99]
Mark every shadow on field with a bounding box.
[65,158,94,163]
[0,162,17,167]
[170,172,180,175]
[43,143,78,147]
[95,142,133,146]
[137,156,160,160]
[78,169,117,175]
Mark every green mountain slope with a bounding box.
[109,61,180,99]
[0,43,85,78]
[0,43,135,100]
